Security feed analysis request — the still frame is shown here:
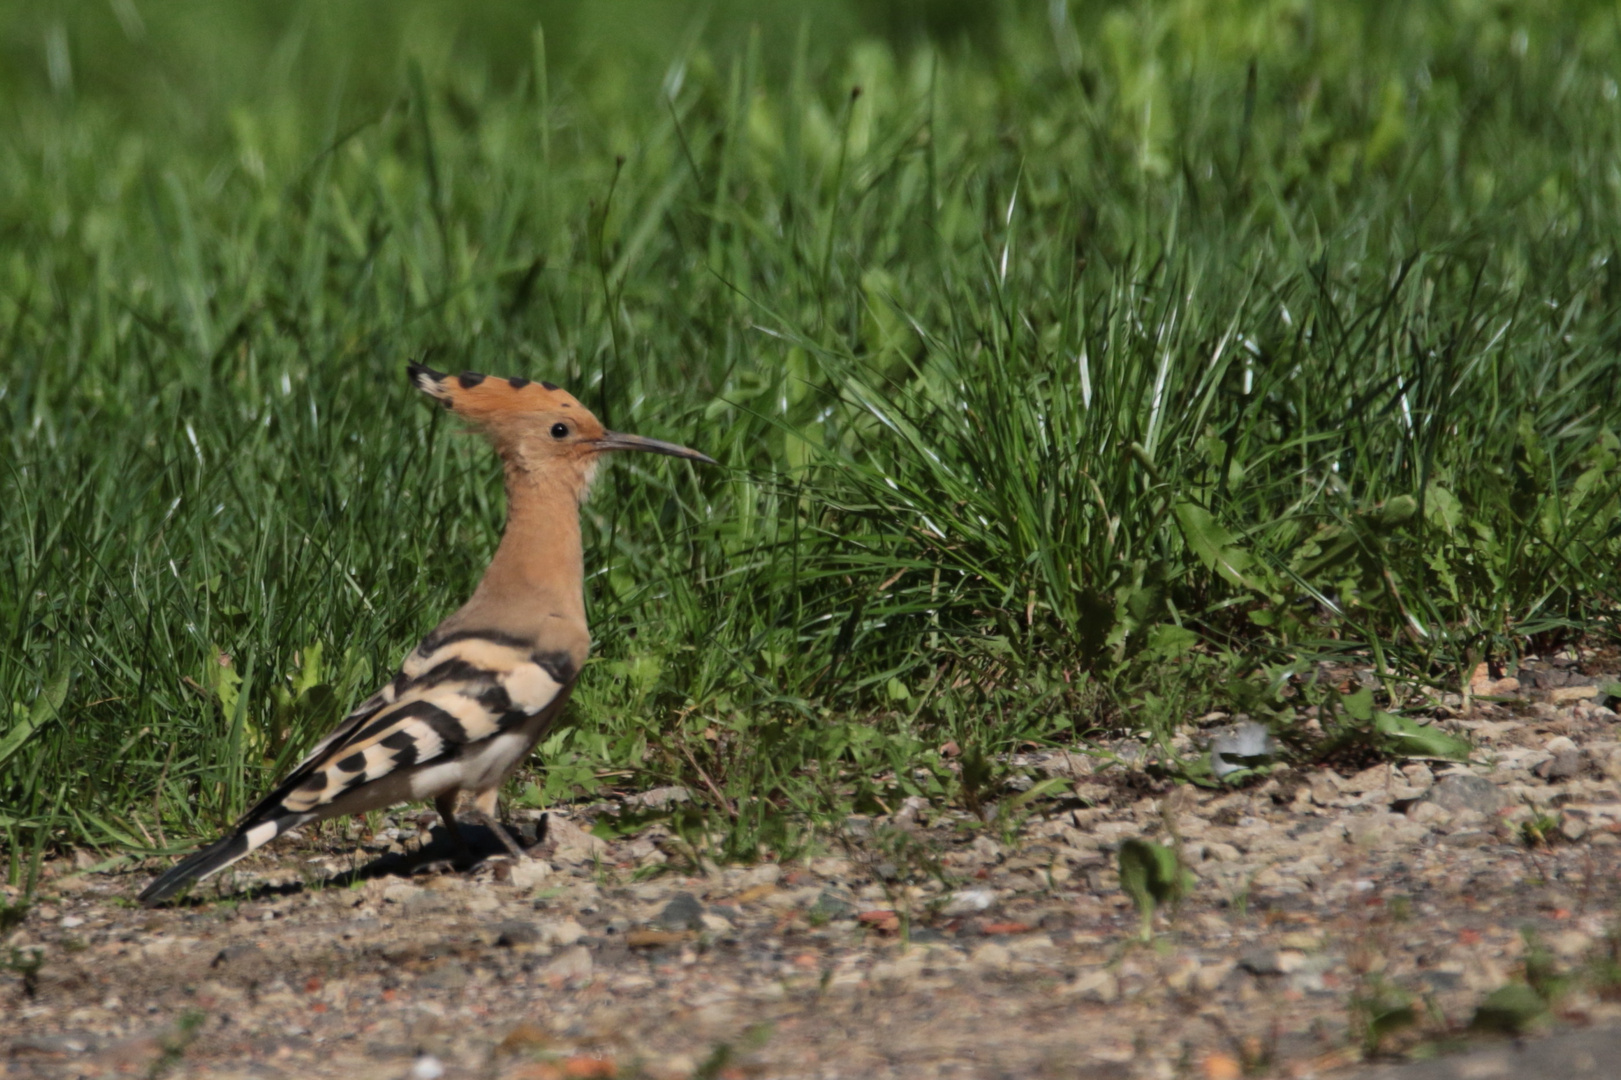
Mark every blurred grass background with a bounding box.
[3,0,1620,874]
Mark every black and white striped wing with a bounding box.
[265,630,577,816]
[137,630,576,906]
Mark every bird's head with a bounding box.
[408,362,714,495]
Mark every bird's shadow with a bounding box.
[184,818,548,907]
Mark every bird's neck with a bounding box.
[463,464,587,631]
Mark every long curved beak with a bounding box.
[594,430,716,465]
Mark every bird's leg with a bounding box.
[434,792,476,866]
[469,788,529,861]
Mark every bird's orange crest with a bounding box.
[408,361,610,466]
[406,361,714,471]
[409,362,595,424]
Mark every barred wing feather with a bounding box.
[137,630,574,906]
[267,631,572,816]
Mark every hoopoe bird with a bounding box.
[138,363,713,906]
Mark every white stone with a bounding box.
[540,945,593,981]
[1407,801,1452,827]
[539,918,587,946]
[942,889,996,916]
[969,942,1011,973]
[1275,949,1309,974]
[1195,960,1236,991]
[1551,686,1599,704]
[1345,813,1429,850]
[509,859,554,890]
[869,952,925,984]
[763,885,823,911]
[547,815,609,863]
[1548,930,1594,958]
[738,864,781,889]
[1007,934,1058,961]
[624,785,691,808]
[1065,968,1119,1003]
[1400,764,1435,788]
[1342,764,1393,794]
[809,857,853,878]
[1092,821,1139,843]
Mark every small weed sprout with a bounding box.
[1520,810,1562,848]
[1587,923,1621,1001]
[1348,975,1417,1057]
[1117,838,1191,942]
[146,1009,208,1079]
[3,946,45,999]
[1470,983,1548,1035]
[0,899,28,935]
[1520,928,1570,1004]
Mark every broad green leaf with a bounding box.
[1471,983,1547,1034]
[1365,76,1407,166]
[1005,775,1072,811]
[206,646,242,720]
[1118,838,1191,940]
[1424,481,1463,534]
[1289,523,1359,579]
[1361,995,1416,1049]
[1374,711,1472,760]
[291,641,324,697]
[1340,686,1376,722]
[1367,494,1418,529]
[1424,549,1460,602]
[1174,502,1265,591]
[0,667,72,771]
[1145,624,1200,658]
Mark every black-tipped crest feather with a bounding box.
[406,361,448,399]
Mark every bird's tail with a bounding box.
[137,812,312,907]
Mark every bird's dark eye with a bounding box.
[550,422,569,439]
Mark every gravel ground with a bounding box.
[4,657,1621,1079]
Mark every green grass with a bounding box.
[3,0,1621,878]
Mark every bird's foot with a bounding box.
[515,814,557,859]
[467,810,532,861]
[422,812,536,875]
[411,846,510,877]
[410,856,469,877]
